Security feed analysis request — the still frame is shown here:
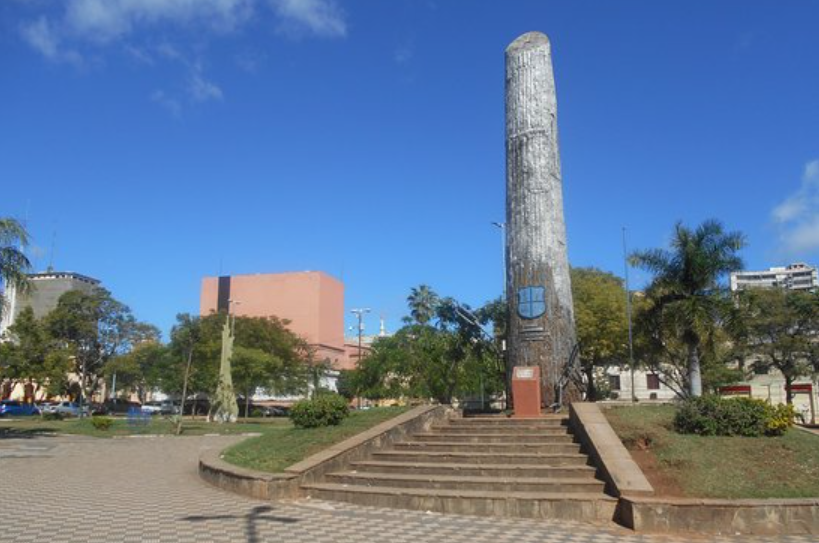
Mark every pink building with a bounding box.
[200,271,347,369]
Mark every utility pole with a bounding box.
[622,227,637,402]
[350,308,370,408]
[350,308,371,367]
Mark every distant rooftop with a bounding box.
[27,271,100,285]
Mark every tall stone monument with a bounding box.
[505,31,579,409]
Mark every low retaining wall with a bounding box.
[620,495,819,536]
[199,404,451,500]
[569,402,654,498]
[573,402,819,535]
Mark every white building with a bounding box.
[602,367,678,402]
[730,263,817,292]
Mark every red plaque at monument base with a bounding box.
[512,365,541,418]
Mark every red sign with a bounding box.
[719,385,752,396]
[786,383,813,393]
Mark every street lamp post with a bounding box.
[350,308,371,367]
[622,228,637,403]
[350,308,370,409]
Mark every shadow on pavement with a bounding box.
[182,505,299,543]
[0,427,59,439]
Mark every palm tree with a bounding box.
[629,219,745,397]
[407,284,439,325]
[0,218,31,321]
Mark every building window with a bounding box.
[646,374,660,390]
[608,375,621,391]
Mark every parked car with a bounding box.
[37,401,58,414]
[0,400,40,417]
[96,399,142,416]
[51,401,89,418]
[141,400,179,416]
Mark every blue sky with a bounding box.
[2,1,818,338]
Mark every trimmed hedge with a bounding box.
[290,393,350,429]
[674,396,795,437]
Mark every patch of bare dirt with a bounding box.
[627,447,686,497]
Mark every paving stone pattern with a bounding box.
[0,434,813,543]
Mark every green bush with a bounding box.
[766,403,796,436]
[42,411,65,421]
[290,393,350,428]
[674,396,794,437]
[90,416,114,431]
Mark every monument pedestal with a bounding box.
[511,366,541,418]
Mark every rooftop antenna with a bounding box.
[47,229,57,273]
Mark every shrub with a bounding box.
[766,403,796,436]
[674,396,794,437]
[91,416,114,431]
[42,412,65,421]
[290,393,349,428]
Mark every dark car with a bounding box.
[96,399,142,416]
[0,400,40,417]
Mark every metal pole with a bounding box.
[622,227,637,402]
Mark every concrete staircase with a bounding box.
[302,414,617,522]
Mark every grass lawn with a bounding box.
[605,405,819,499]
[222,406,412,473]
[0,416,290,439]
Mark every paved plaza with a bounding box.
[0,433,814,543]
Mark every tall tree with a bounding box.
[46,288,147,410]
[168,313,202,434]
[231,346,281,420]
[104,341,167,403]
[742,288,819,404]
[570,268,629,400]
[355,288,502,405]
[629,219,745,397]
[0,218,31,324]
[0,307,71,401]
[407,285,439,325]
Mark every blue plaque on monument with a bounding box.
[517,286,546,319]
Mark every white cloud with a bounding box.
[269,0,346,38]
[20,16,83,66]
[772,159,819,256]
[64,0,255,42]
[188,70,223,102]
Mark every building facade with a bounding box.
[200,271,346,369]
[1,271,100,338]
[730,263,818,292]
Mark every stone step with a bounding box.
[370,450,590,466]
[348,460,597,479]
[431,424,571,435]
[326,471,606,493]
[302,483,617,522]
[393,441,581,454]
[413,432,575,444]
[449,417,567,427]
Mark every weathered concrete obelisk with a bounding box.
[505,31,579,409]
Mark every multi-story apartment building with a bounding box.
[730,262,818,292]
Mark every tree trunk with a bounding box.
[583,364,596,402]
[176,349,193,436]
[244,392,251,423]
[785,375,794,405]
[687,341,702,397]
